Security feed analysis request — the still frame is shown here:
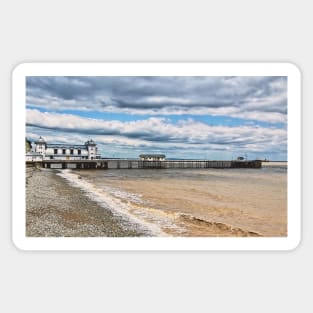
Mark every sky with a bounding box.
[26,76,287,160]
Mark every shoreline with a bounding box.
[58,169,269,237]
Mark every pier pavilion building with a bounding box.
[28,136,101,161]
[139,154,166,161]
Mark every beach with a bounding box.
[26,162,287,237]
[26,167,150,237]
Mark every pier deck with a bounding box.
[26,159,262,169]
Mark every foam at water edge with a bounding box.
[56,170,167,236]
[101,185,146,205]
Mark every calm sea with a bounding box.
[58,162,287,237]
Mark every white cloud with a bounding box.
[26,109,286,158]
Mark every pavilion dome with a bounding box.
[85,139,96,146]
[35,136,46,144]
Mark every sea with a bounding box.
[57,162,287,237]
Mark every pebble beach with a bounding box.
[26,167,149,237]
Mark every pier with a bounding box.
[26,137,262,170]
[26,159,262,169]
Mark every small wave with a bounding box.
[101,185,146,205]
[178,213,262,237]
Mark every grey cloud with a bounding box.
[26,123,121,136]
[26,76,287,122]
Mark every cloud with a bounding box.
[25,76,288,159]
[26,76,287,124]
[26,109,286,158]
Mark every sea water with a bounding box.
[58,162,287,237]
